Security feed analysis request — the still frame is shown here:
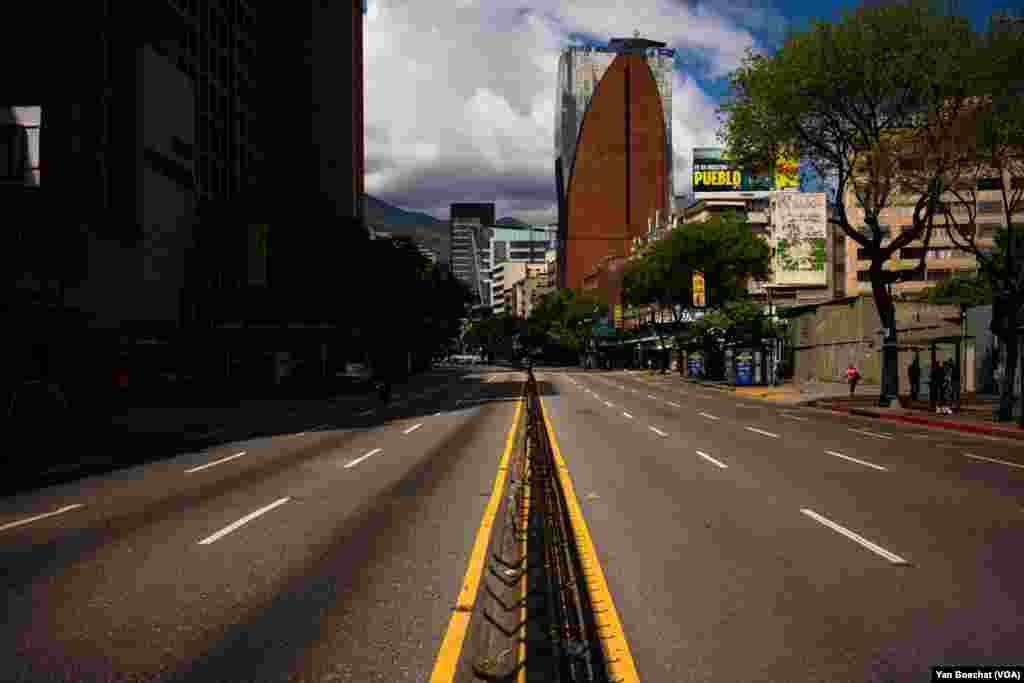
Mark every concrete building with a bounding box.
[2,0,371,408]
[556,36,673,291]
[492,262,547,317]
[841,187,1001,297]
[784,295,974,397]
[450,203,495,311]
[490,226,557,267]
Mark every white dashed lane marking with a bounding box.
[345,448,383,469]
[186,451,246,474]
[198,498,291,545]
[800,508,909,565]
[699,412,720,421]
[0,504,84,533]
[963,452,1024,469]
[696,450,728,469]
[649,426,669,437]
[825,450,888,471]
[849,428,894,440]
[745,426,779,439]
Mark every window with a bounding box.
[860,224,890,239]
[978,177,1003,191]
[926,270,952,281]
[856,248,871,260]
[900,247,924,260]
[0,106,41,185]
[910,270,927,282]
[977,201,1003,214]
[928,247,957,260]
[857,271,871,282]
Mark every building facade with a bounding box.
[2,0,371,414]
[449,203,496,311]
[492,262,547,317]
[841,187,1002,297]
[556,36,673,291]
[490,226,557,266]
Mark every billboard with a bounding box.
[692,148,802,196]
[770,192,828,286]
[692,272,706,307]
[692,147,773,194]
[774,151,800,190]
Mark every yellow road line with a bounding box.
[430,387,525,682]
[517,439,531,683]
[539,397,642,683]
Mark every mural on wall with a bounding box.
[770,191,827,286]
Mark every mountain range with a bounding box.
[362,194,535,263]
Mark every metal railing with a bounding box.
[474,369,611,682]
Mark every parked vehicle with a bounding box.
[336,361,374,389]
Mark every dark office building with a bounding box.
[450,203,496,311]
[2,0,368,430]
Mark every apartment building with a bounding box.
[842,186,1010,296]
[492,261,547,316]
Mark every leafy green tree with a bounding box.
[530,288,604,360]
[718,0,981,404]
[925,11,1024,421]
[623,214,771,372]
[918,271,993,308]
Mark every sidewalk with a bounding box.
[631,370,1024,441]
[815,395,1024,441]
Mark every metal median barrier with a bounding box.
[473,369,613,682]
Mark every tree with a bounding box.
[719,0,981,405]
[918,271,993,309]
[928,11,1024,422]
[530,288,605,361]
[622,213,771,372]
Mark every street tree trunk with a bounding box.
[991,298,1020,423]
[996,329,1018,422]
[869,267,900,404]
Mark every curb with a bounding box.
[823,404,1024,441]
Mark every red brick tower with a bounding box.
[565,52,668,291]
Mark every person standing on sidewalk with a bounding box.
[846,364,860,397]
[908,355,921,402]
[930,360,944,412]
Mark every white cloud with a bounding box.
[671,72,725,204]
[363,0,777,221]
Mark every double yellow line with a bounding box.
[430,384,639,682]
[429,393,523,681]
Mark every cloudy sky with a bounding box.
[363,0,1015,224]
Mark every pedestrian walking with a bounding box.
[908,355,921,402]
[846,364,860,397]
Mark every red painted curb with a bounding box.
[881,412,1024,439]
[822,402,1024,439]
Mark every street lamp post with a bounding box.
[878,279,895,408]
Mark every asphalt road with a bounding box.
[539,369,1024,682]
[0,366,527,683]
[3,364,1022,682]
